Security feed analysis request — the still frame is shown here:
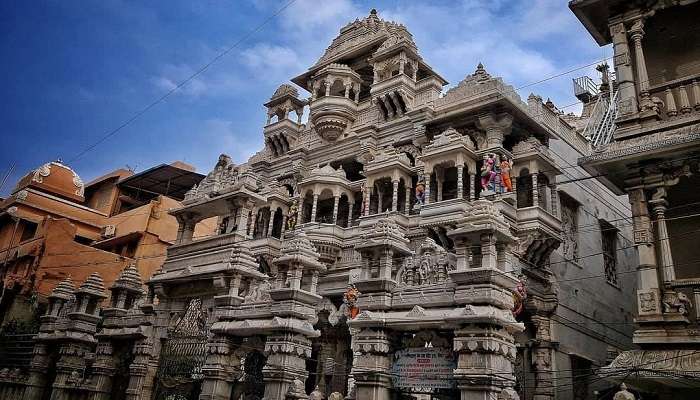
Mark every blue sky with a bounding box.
[0,0,608,196]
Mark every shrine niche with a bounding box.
[396,238,456,287]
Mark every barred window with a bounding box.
[600,220,618,286]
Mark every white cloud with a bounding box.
[241,44,305,82]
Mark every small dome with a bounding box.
[13,160,85,202]
[270,84,299,100]
[77,272,107,298]
[112,264,144,293]
[49,277,75,300]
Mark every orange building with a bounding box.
[0,160,216,329]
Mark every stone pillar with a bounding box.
[125,339,155,400]
[477,112,513,148]
[23,344,50,400]
[379,249,393,280]
[267,212,275,237]
[91,342,116,400]
[391,180,399,212]
[424,173,431,205]
[550,185,559,218]
[650,189,675,283]
[363,187,371,216]
[436,170,444,202]
[351,329,393,400]
[348,202,354,226]
[469,173,476,201]
[324,81,331,97]
[629,19,653,111]
[344,83,351,98]
[404,187,411,214]
[263,333,312,399]
[311,193,319,223]
[454,326,519,400]
[200,336,241,400]
[179,216,197,243]
[237,206,251,237]
[457,165,464,199]
[480,233,497,269]
[332,195,340,224]
[532,174,539,207]
[609,22,638,115]
[454,238,471,271]
[629,188,662,316]
[249,207,258,237]
[377,187,383,213]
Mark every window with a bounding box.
[560,193,579,264]
[19,220,38,242]
[600,220,618,286]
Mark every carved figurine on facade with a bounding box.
[512,276,527,317]
[340,284,360,319]
[415,180,426,205]
[613,383,635,400]
[481,153,497,191]
[662,291,692,315]
[287,200,299,230]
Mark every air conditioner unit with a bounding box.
[101,225,116,239]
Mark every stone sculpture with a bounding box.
[340,284,360,319]
[309,386,324,400]
[287,200,299,230]
[481,154,497,191]
[415,180,426,205]
[613,383,635,400]
[512,276,527,317]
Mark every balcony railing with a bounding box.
[648,75,700,120]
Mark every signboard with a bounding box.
[391,347,456,390]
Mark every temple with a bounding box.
[0,9,643,400]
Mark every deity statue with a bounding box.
[500,157,513,192]
[286,200,299,230]
[309,386,324,400]
[340,284,360,319]
[613,383,635,400]
[481,154,497,191]
[415,180,426,205]
[512,275,527,317]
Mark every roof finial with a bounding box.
[370,8,377,15]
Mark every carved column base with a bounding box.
[199,336,242,400]
[263,333,312,400]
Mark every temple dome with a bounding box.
[13,160,85,203]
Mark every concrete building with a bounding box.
[570,0,700,398]
[0,8,642,400]
[0,160,216,330]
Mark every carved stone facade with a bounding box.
[0,7,640,400]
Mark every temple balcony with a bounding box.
[309,96,358,141]
[370,73,416,102]
[263,118,303,157]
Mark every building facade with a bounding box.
[571,0,700,398]
[0,8,641,400]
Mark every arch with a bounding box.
[253,207,271,239]
[537,173,550,210]
[329,79,346,97]
[302,191,314,223]
[517,168,533,208]
[271,207,284,238]
[337,193,351,227]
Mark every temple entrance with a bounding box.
[152,298,209,400]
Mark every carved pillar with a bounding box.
[454,238,471,271]
[200,336,242,400]
[629,188,662,316]
[332,195,340,224]
[404,187,411,214]
[477,112,513,148]
[348,202,355,226]
[267,212,275,237]
[324,81,331,97]
[532,174,539,207]
[454,326,519,400]
[263,333,313,399]
[531,314,555,400]
[178,215,197,244]
[424,173,431,205]
[297,200,305,226]
[350,329,392,400]
[391,180,399,212]
[480,233,497,269]
[344,83,351,98]
[650,189,675,282]
[469,173,476,201]
[457,165,464,199]
[550,185,559,218]
[629,19,653,111]
[311,193,319,223]
[237,205,251,237]
[609,22,638,115]
[249,207,258,237]
[23,344,50,400]
[363,187,371,216]
[436,169,444,202]
[125,339,155,400]
[379,249,393,280]
[91,342,116,400]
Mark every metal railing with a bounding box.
[585,90,619,148]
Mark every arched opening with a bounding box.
[240,351,266,400]
[283,184,295,197]
[372,178,393,213]
[537,173,549,210]
[429,172,438,203]
[397,178,407,213]
[404,62,416,80]
[316,189,336,224]
[329,79,346,97]
[271,207,284,238]
[352,192,363,221]
[253,207,271,239]
[442,166,459,201]
[302,191,314,223]
[517,169,533,208]
[337,194,350,227]
[330,158,364,181]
